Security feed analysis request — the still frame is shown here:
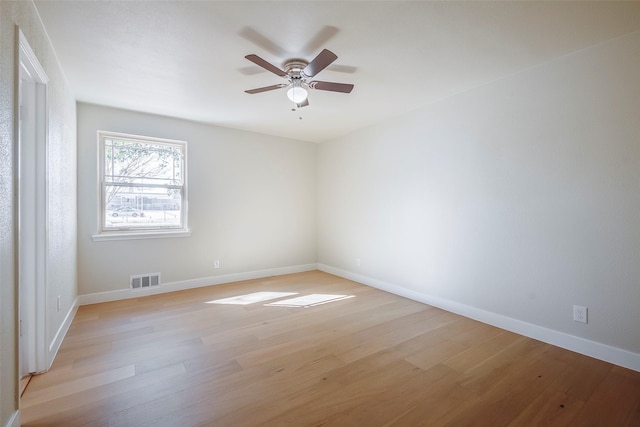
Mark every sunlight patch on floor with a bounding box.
[265,294,355,308]
[206,291,297,305]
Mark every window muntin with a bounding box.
[98,131,187,234]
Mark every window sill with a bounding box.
[92,229,191,242]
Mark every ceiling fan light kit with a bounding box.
[287,80,308,103]
[244,49,354,108]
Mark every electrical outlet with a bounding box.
[214,259,220,269]
[573,305,587,323]
[356,258,361,266]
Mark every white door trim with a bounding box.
[17,28,49,376]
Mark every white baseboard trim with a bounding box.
[77,264,318,306]
[5,410,19,427]
[318,263,640,373]
[48,297,79,369]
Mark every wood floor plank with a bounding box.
[506,387,585,427]
[404,337,469,371]
[22,364,136,408]
[257,357,423,427]
[384,364,479,427]
[569,370,640,426]
[21,362,189,426]
[442,355,570,426]
[20,271,640,426]
[549,352,613,401]
[442,330,524,374]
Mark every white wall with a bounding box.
[318,31,640,366]
[0,1,77,426]
[77,103,316,296]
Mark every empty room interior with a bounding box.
[2,1,640,426]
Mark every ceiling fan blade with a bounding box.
[244,54,287,77]
[302,49,338,77]
[296,98,309,108]
[301,26,339,55]
[245,84,288,94]
[309,81,354,93]
[327,64,358,74]
[239,27,287,57]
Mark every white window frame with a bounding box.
[92,131,190,241]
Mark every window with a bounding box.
[95,131,188,240]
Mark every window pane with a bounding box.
[104,186,183,229]
[104,138,183,186]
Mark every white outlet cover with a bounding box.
[573,305,588,323]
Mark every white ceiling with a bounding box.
[35,1,640,143]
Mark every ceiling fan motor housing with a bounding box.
[284,59,309,79]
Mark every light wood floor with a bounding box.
[21,271,640,426]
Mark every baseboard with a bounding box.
[77,263,318,306]
[318,263,640,373]
[5,410,19,427]
[48,297,79,369]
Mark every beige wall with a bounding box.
[318,30,640,367]
[76,103,317,296]
[0,1,77,426]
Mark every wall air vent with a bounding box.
[130,272,161,290]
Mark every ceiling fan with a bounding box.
[244,49,354,108]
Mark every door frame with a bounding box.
[17,27,49,376]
